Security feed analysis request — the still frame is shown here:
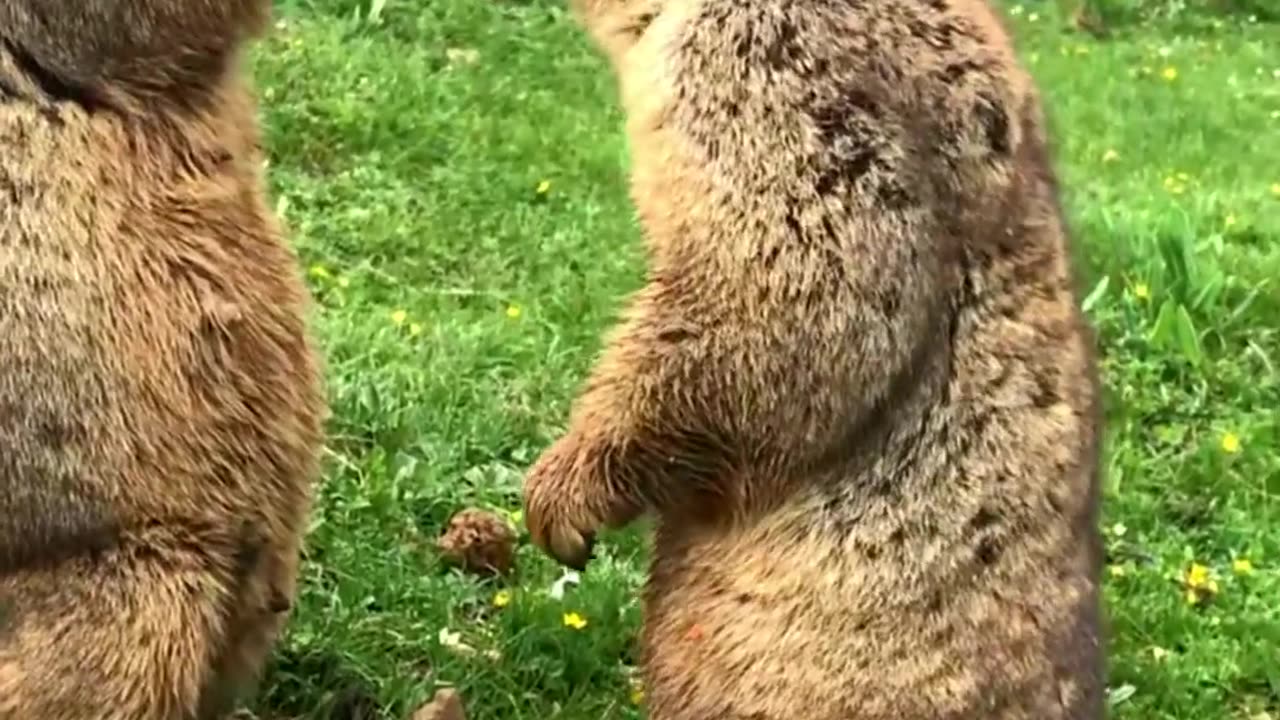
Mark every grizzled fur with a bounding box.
[523,0,1105,718]
[0,2,326,718]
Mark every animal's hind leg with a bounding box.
[202,535,305,718]
[0,539,244,720]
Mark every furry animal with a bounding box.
[522,1,1105,718]
[0,2,326,718]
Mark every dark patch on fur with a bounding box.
[0,474,123,573]
[974,92,1011,156]
[657,327,697,344]
[268,590,292,614]
[36,417,78,451]
[975,537,1002,565]
[940,59,984,85]
[764,18,800,70]
[908,18,960,51]
[1,39,106,112]
[761,244,782,268]
[627,12,657,38]
[820,493,859,536]
[969,506,1001,531]
[230,521,266,584]
[1031,371,1060,408]
[874,180,913,209]
[811,88,884,194]
[856,540,881,561]
[0,597,16,644]
[878,289,900,317]
[733,26,755,61]
[783,211,804,243]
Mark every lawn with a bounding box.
[251,1,1280,718]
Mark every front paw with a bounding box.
[523,433,640,570]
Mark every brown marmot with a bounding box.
[523,1,1105,718]
[0,2,326,718]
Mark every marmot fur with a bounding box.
[0,2,325,718]
[524,1,1104,718]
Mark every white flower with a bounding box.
[549,570,582,600]
[438,628,476,655]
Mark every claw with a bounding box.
[548,523,596,571]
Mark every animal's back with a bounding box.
[620,1,1104,718]
[0,44,324,719]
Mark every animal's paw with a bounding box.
[523,432,640,570]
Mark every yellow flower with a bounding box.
[1111,522,1128,537]
[1108,564,1127,578]
[1182,562,1219,605]
[390,309,408,326]
[536,179,552,195]
[337,276,351,289]
[308,264,331,279]
[1009,4,1024,15]
[506,304,522,319]
[629,679,645,706]
[1102,149,1119,163]
[1185,563,1211,588]
[1270,182,1280,197]
[1161,66,1178,81]
[1132,283,1150,300]
[493,590,512,608]
[1220,432,1241,454]
[1232,558,1254,576]
[409,322,424,337]
[1224,213,1238,228]
[1027,12,1039,22]
[563,612,589,630]
[507,509,523,526]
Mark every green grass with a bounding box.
[250,2,1280,718]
